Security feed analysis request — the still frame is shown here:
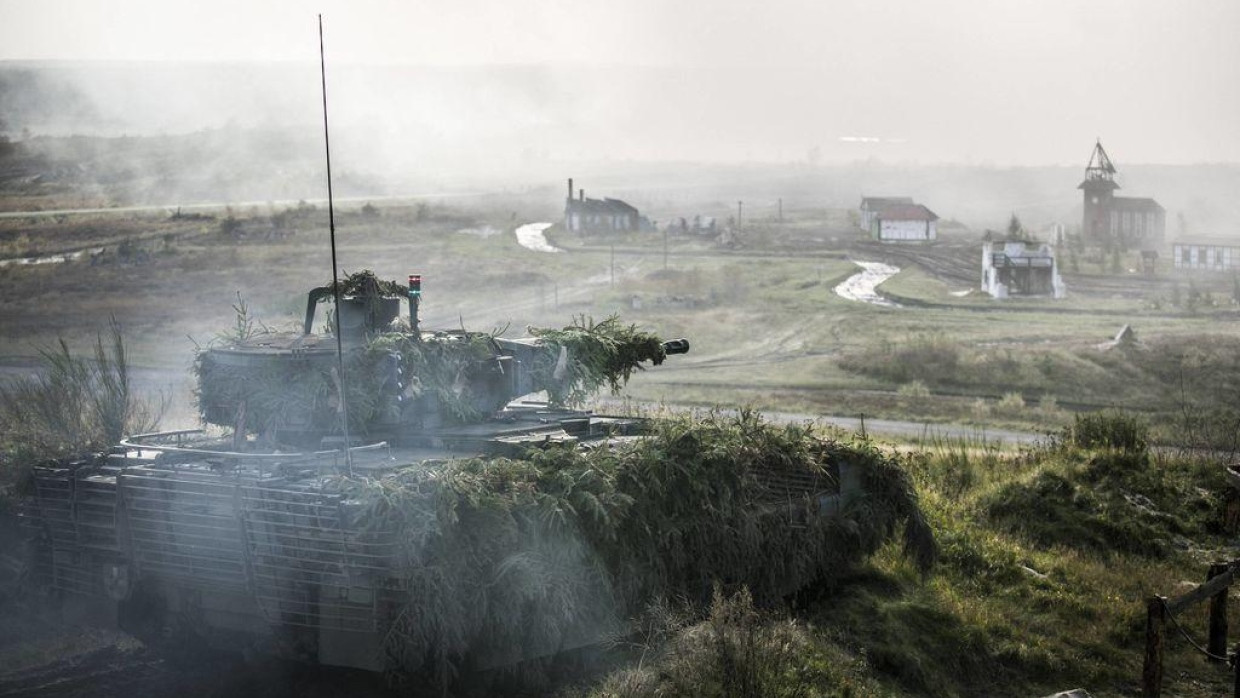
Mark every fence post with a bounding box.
[1210,563,1230,662]
[1143,595,1166,698]
[1233,642,1240,698]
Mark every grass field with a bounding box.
[5,180,1240,696]
[3,191,1240,443]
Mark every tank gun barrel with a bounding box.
[662,339,690,356]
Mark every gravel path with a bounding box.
[833,261,901,307]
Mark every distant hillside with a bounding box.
[1,61,1237,233]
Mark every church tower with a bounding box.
[1078,139,1119,243]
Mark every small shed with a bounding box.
[871,203,938,243]
[859,196,913,230]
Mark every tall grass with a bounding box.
[0,323,163,488]
[582,587,891,698]
[330,411,935,686]
[1066,410,1148,453]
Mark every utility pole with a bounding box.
[737,201,743,231]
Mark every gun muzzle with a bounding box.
[662,339,690,355]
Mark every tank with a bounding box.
[17,272,702,673]
[15,273,904,682]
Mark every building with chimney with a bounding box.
[1078,140,1165,249]
[563,178,641,233]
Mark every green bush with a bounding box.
[1066,411,1148,452]
[0,325,162,473]
[838,334,960,386]
[983,450,1223,558]
[583,587,889,698]
[897,380,931,398]
[332,411,935,682]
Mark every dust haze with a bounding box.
[2,0,1239,165]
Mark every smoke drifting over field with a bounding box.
[2,0,1239,168]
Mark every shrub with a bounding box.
[585,587,888,698]
[970,398,991,420]
[1067,411,1147,453]
[336,411,935,681]
[897,380,931,398]
[983,451,1222,559]
[996,392,1025,414]
[0,324,163,489]
[839,334,960,386]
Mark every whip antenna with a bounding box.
[318,14,353,473]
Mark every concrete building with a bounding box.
[982,240,1065,299]
[1079,140,1165,249]
[564,178,640,233]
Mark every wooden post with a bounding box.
[1210,563,1230,662]
[1143,595,1166,698]
[1232,642,1240,698]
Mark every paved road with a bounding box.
[0,191,489,220]
[0,358,1045,446]
[591,398,1045,446]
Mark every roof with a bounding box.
[1111,196,1164,212]
[860,196,913,209]
[989,240,1056,268]
[875,203,938,221]
[566,197,639,215]
[1172,238,1240,248]
[1078,178,1120,191]
[1079,139,1120,190]
[1084,140,1117,175]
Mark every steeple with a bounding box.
[1078,139,1119,191]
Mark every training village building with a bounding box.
[563,178,641,233]
[1078,140,1165,250]
[981,239,1066,299]
[859,197,939,243]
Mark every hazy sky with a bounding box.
[1,0,1237,165]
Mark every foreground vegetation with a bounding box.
[3,172,1240,696]
[0,324,162,493]
[0,327,1235,697]
[566,415,1236,697]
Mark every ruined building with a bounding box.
[1079,140,1165,249]
[563,178,641,233]
[982,240,1065,299]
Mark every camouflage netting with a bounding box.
[194,345,392,436]
[528,315,667,405]
[326,411,937,683]
[321,269,409,299]
[195,311,672,436]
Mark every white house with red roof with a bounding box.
[868,202,938,242]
